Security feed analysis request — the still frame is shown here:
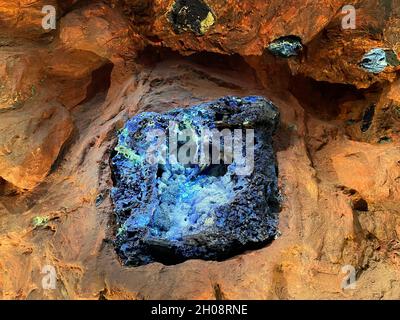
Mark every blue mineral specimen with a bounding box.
[268,36,303,58]
[111,96,280,266]
[360,48,389,73]
[359,48,400,74]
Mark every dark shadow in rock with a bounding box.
[289,75,364,121]
[361,104,375,132]
[83,61,114,105]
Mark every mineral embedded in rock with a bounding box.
[111,96,280,266]
[169,0,215,35]
[359,48,400,73]
[268,36,303,58]
[360,49,388,73]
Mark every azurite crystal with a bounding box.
[111,96,280,266]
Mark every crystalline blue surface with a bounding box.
[111,96,280,266]
[359,48,388,73]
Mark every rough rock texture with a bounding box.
[0,0,58,41]
[0,48,44,110]
[0,1,143,190]
[0,103,73,190]
[122,0,347,55]
[0,0,399,300]
[111,96,280,266]
[288,0,400,88]
[59,2,143,62]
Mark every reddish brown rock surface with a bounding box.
[124,0,347,55]
[0,0,58,40]
[0,103,73,190]
[289,0,400,88]
[0,0,400,300]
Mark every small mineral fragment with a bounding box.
[32,216,49,228]
[111,96,281,266]
[359,48,399,73]
[360,49,388,73]
[169,0,215,35]
[268,35,303,58]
